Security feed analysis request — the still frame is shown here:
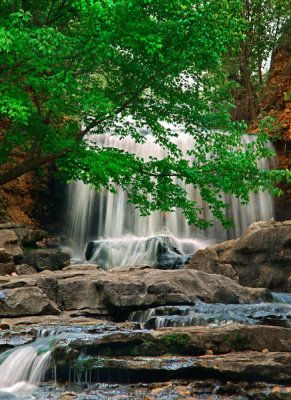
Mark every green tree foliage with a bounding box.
[224,0,290,123]
[0,0,289,229]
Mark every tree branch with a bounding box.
[77,62,172,140]
[0,153,62,186]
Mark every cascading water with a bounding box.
[129,293,291,329]
[0,341,51,394]
[0,293,289,397]
[64,130,275,268]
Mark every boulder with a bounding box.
[13,227,48,246]
[36,276,59,303]
[98,268,271,312]
[57,274,105,313]
[186,247,238,280]
[0,286,60,317]
[0,266,271,318]
[23,248,70,271]
[0,248,15,275]
[0,262,14,276]
[0,230,23,263]
[0,248,12,263]
[14,264,37,275]
[186,220,291,292]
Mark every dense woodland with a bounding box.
[0,0,290,227]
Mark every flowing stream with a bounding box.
[0,293,289,398]
[64,131,275,267]
[129,293,291,329]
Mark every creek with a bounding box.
[0,293,290,399]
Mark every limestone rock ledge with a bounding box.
[48,324,291,383]
[186,220,291,292]
[0,264,272,318]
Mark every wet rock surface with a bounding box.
[129,299,291,329]
[0,326,37,350]
[2,380,291,400]
[47,324,291,359]
[53,352,291,383]
[186,220,291,292]
[55,381,291,400]
[0,223,290,398]
[0,318,290,397]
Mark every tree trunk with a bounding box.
[0,154,59,187]
[258,54,263,86]
[241,46,256,122]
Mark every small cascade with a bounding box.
[64,131,275,268]
[271,292,291,304]
[85,234,206,269]
[0,345,51,394]
[129,295,291,329]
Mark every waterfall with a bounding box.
[129,295,291,329]
[64,131,275,267]
[0,341,51,394]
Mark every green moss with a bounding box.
[223,334,248,351]
[36,348,48,356]
[51,344,79,364]
[161,333,190,346]
[284,89,291,101]
[23,245,38,250]
[74,355,96,372]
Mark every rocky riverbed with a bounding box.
[0,221,290,399]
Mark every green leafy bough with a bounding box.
[0,0,289,229]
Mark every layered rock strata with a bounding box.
[186,220,291,292]
[0,264,272,318]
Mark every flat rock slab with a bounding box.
[0,327,37,349]
[51,324,291,358]
[55,352,291,383]
[152,325,291,354]
[0,266,272,317]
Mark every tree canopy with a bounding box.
[0,0,289,229]
[223,0,290,123]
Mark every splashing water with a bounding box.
[65,131,275,267]
[129,294,291,329]
[0,341,51,395]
